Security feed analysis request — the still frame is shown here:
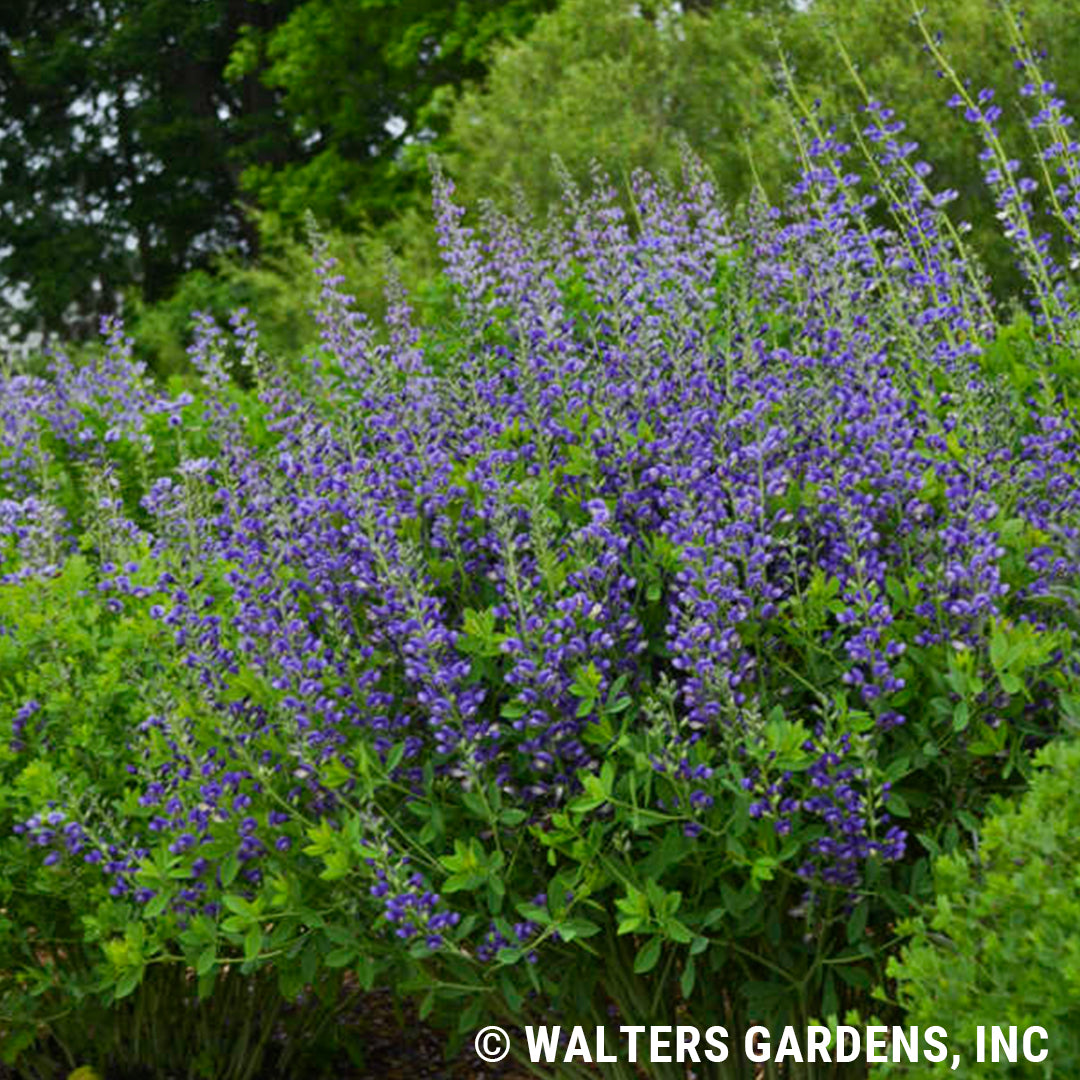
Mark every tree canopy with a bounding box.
[3,0,1080,345]
[0,0,300,334]
[0,0,556,338]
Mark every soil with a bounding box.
[343,990,535,1079]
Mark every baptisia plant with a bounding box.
[4,17,1080,1079]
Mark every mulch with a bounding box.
[343,990,535,1079]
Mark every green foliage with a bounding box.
[12,216,1074,1078]
[236,0,557,229]
[437,0,1080,297]
[5,8,1080,1074]
[7,0,1080,349]
[0,0,295,336]
[126,259,317,380]
[885,737,1080,1077]
[0,0,550,345]
[442,0,794,215]
[128,205,451,377]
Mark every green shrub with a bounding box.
[886,736,1080,1077]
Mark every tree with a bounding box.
[437,0,1080,298]
[439,0,796,217]
[0,0,301,338]
[0,0,555,342]
[230,0,559,231]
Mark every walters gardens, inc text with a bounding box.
[472,1024,1051,1069]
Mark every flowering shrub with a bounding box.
[4,25,1080,1079]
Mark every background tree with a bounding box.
[7,0,1080,356]
[0,0,298,337]
[438,0,1080,300]
[440,0,797,216]
[230,0,559,231]
[0,0,556,342]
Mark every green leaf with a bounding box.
[680,955,697,998]
[458,997,484,1035]
[822,970,839,1020]
[703,906,726,928]
[1000,671,1022,695]
[461,792,489,820]
[634,936,662,974]
[223,894,256,921]
[322,757,353,789]
[499,972,524,1012]
[846,900,869,946]
[143,891,171,919]
[114,967,143,1000]
[559,918,601,941]
[244,925,263,963]
[666,919,693,944]
[385,742,406,773]
[444,872,485,893]
[221,854,240,888]
[581,715,614,747]
[989,623,1008,672]
[196,945,216,977]
[325,947,357,968]
[835,964,871,990]
[952,700,969,732]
